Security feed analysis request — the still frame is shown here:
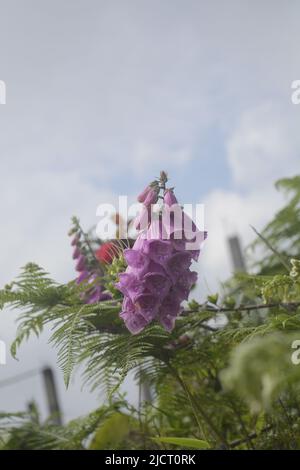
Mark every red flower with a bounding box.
[95,242,116,264]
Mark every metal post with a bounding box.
[228,235,246,272]
[42,367,62,425]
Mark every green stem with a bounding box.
[229,398,255,450]
[167,363,229,448]
[250,225,290,271]
[78,223,103,274]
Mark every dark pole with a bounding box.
[228,235,246,272]
[42,367,62,425]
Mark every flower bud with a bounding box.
[75,254,86,272]
[76,270,89,284]
[72,246,81,259]
[164,189,178,206]
[143,187,159,206]
[137,183,159,206]
[71,234,80,246]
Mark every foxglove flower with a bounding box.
[135,183,159,232]
[69,228,112,304]
[164,188,178,206]
[115,178,206,334]
[137,182,159,206]
[144,188,159,207]
[75,254,86,272]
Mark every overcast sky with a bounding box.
[0,0,299,421]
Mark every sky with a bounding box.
[0,0,299,422]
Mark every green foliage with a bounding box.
[0,404,118,450]
[221,333,300,412]
[249,175,300,274]
[1,175,300,450]
[153,437,210,449]
[89,412,137,450]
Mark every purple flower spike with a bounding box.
[76,270,89,284]
[72,246,81,259]
[71,234,80,246]
[115,179,207,334]
[75,254,86,272]
[70,228,111,304]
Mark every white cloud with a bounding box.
[0,169,116,283]
[227,104,300,188]
[199,101,300,294]
[199,186,284,295]
[132,140,192,175]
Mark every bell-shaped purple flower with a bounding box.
[70,228,111,304]
[120,297,148,334]
[164,189,178,206]
[137,184,159,206]
[115,182,207,334]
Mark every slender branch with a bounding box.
[167,363,229,449]
[230,425,272,448]
[250,225,290,271]
[78,222,101,269]
[185,301,300,316]
[229,398,255,450]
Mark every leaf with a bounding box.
[153,436,210,449]
[89,413,134,450]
